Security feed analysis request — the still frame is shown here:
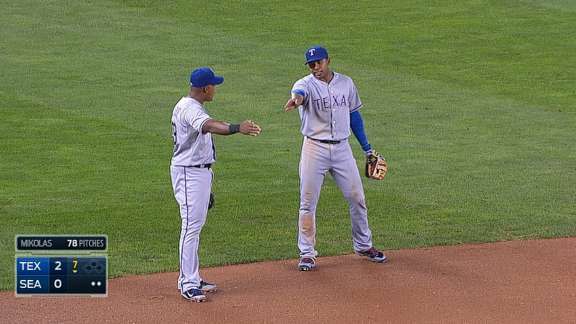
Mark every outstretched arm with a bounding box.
[202,119,261,136]
[350,110,372,154]
[284,89,306,112]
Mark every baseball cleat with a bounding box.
[200,280,217,293]
[181,288,206,302]
[357,247,388,263]
[298,257,316,271]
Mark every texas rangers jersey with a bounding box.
[171,97,215,166]
[291,72,362,141]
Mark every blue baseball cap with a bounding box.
[304,46,329,64]
[189,67,224,88]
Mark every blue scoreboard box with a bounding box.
[15,235,108,297]
[16,256,107,296]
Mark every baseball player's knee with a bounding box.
[299,205,317,220]
[344,190,365,205]
[300,191,320,210]
[181,226,203,239]
[299,212,316,234]
[181,217,206,234]
[299,209,315,219]
[300,189,316,201]
[299,201,318,212]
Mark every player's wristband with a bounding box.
[229,124,240,134]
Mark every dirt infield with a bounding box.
[2,238,575,323]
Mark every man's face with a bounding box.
[307,58,330,81]
[204,85,216,101]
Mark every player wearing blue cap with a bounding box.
[171,67,261,302]
[284,46,388,271]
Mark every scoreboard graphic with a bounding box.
[15,235,108,297]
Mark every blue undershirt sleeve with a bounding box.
[350,110,371,153]
[292,89,306,97]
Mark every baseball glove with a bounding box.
[365,151,388,180]
[208,192,215,210]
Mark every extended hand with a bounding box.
[284,95,303,112]
[240,120,262,136]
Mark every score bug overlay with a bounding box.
[15,235,108,297]
[16,235,107,252]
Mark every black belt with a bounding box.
[308,137,341,144]
[190,164,212,168]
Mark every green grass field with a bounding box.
[1,0,575,290]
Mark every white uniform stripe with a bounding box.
[178,166,189,292]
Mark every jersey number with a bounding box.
[171,122,179,153]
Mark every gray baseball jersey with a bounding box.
[291,71,374,258]
[171,97,215,167]
[170,96,214,292]
[291,72,362,141]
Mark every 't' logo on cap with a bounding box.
[304,46,328,65]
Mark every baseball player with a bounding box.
[171,67,261,302]
[284,46,387,271]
